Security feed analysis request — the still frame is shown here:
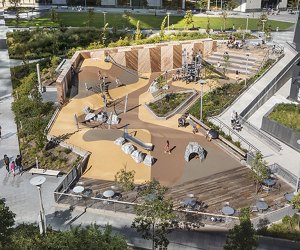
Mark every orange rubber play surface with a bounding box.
[50,59,241,186]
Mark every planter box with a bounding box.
[261,108,300,152]
[145,90,197,120]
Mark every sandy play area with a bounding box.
[49,58,241,186]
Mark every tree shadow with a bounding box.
[46,209,73,228]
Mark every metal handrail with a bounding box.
[108,54,141,78]
[44,105,61,134]
[53,191,239,220]
[268,163,297,186]
[209,116,260,153]
[239,116,282,152]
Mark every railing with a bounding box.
[239,117,282,152]
[268,163,298,187]
[54,152,90,202]
[209,116,260,153]
[257,47,270,72]
[251,205,296,229]
[108,54,141,78]
[44,105,61,134]
[53,191,239,228]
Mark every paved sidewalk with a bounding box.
[0,11,19,161]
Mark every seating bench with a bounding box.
[29,168,60,177]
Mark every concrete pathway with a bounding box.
[0,11,19,160]
[211,44,300,177]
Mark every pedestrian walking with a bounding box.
[231,110,236,128]
[235,70,239,81]
[15,155,23,175]
[3,154,10,173]
[164,140,171,154]
[0,124,2,139]
[10,161,16,177]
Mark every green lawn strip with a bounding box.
[5,12,293,30]
[5,17,58,27]
[268,103,300,132]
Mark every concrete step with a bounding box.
[206,65,257,75]
[206,58,260,70]
[210,52,262,62]
[208,54,260,65]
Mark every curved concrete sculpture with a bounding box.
[184,142,206,162]
[122,143,136,155]
[123,132,154,151]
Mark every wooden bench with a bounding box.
[29,168,61,177]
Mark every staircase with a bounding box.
[206,50,265,76]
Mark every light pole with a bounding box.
[243,14,249,40]
[30,176,46,235]
[198,79,206,121]
[167,12,171,31]
[262,19,266,32]
[295,140,300,194]
[103,11,107,26]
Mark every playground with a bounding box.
[50,41,267,187]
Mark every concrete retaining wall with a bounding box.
[56,39,217,104]
[261,107,300,152]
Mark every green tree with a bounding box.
[196,0,208,11]
[225,0,238,10]
[184,10,194,30]
[291,192,300,210]
[135,20,142,41]
[159,16,167,40]
[9,224,128,249]
[288,0,300,11]
[87,8,95,27]
[257,13,269,32]
[9,0,20,7]
[206,16,211,36]
[250,152,269,194]
[102,23,109,45]
[114,165,135,191]
[50,8,58,22]
[0,199,15,248]
[224,207,258,250]
[132,179,175,249]
[223,52,230,75]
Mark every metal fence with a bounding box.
[209,116,260,153]
[44,105,61,134]
[53,192,239,229]
[239,116,282,152]
[251,205,296,229]
[246,153,298,189]
[54,153,90,202]
[268,163,298,188]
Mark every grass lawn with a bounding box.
[5,12,293,30]
[6,17,58,27]
[269,103,300,132]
